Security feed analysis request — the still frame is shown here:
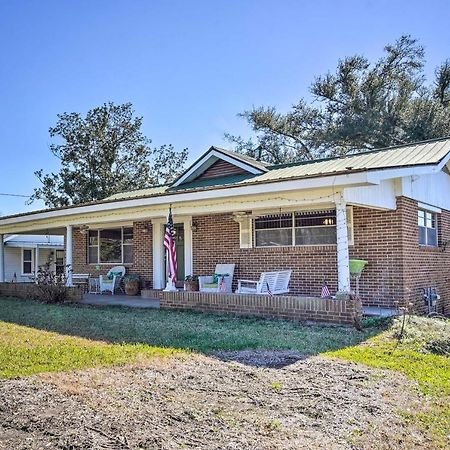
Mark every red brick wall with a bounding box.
[349,206,404,309]
[70,197,450,314]
[192,200,450,313]
[159,291,360,326]
[72,221,153,287]
[399,197,450,314]
[192,213,338,298]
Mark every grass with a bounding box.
[328,316,450,446]
[0,320,179,378]
[0,296,378,360]
[0,297,448,444]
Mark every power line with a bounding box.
[0,192,30,198]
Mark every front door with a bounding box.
[164,223,185,288]
[174,223,185,287]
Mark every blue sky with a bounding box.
[1,0,449,216]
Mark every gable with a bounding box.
[171,146,268,187]
[196,159,249,180]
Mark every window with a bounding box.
[254,208,353,247]
[22,249,33,275]
[295,210,336,245]
[55,250,65,275]
[254,214,293,247]
[418,209,437,246]
[88,227,134,264]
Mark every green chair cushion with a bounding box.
[213,273,229,283]
[108,271,122,280]
[203,283,218,289]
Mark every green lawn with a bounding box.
[0,296,378,377]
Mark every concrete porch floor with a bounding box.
[363,306,398,317]
[79,293,160,308]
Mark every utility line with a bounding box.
[0,192,30,198]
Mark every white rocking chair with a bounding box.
[198,264,236,293]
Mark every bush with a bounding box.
[33,284,71,304]
[33,256,72,304]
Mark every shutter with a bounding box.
[239,217,253,249]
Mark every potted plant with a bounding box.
[184,275,199,292]
[123,274,140,296]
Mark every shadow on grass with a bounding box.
[0,297,390,357]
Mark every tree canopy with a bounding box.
[226,36,450,164]
[30,102,188,207]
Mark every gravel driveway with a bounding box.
[0,352,433,449]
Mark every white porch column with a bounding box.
[65,225,73,286]
[34,245,40,283]
[0,234,5,283]
[335,195,351,293]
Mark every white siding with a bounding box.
[400,171,450,211]
[343,179,397,210]
[4,247,56,282]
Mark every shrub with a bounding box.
[34,256,72,304]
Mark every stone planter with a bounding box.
[125,280,140,296]
[184,281,199,292]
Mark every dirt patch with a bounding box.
[213,349,307,368]
[0,352,435,449]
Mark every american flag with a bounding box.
[266,281,273,297]
[164,207,177,284]
[321,282,331,298]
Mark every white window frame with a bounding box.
[21,248,34,275]
[88,227,134,265]
[253,207,354,248]
[418,209,438,247]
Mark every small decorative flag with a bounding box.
[163,207,177,285]
[266,281,273,297]
[321,281,331,298]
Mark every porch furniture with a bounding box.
[72,273,90,293]
[99,266,126,294]
[198,264,235,293]
[88,276,100,294]
[236,270,292,295]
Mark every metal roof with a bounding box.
[1,137,450,222]
[242,137,450,184]
[4,234,64,247]
[107,137,450,198]
[105,185,168,200]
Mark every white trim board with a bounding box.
[172,148,265,187]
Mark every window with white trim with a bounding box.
[22,249,33,275]
[418,209,437,246]
[254,208,353,247]
[88,227,134,264]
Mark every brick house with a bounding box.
[1,137,450,315]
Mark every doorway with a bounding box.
[164,223,185,288]
[153,216,193,290]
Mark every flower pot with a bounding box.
[184,281,199,292]
[125,280,140,296]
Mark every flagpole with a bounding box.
[163,205,178,292]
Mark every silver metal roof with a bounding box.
[245,138,450,184]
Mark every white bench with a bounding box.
[236,270,292,295]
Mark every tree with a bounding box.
[226,36,450,164]
[30,102,188,207]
